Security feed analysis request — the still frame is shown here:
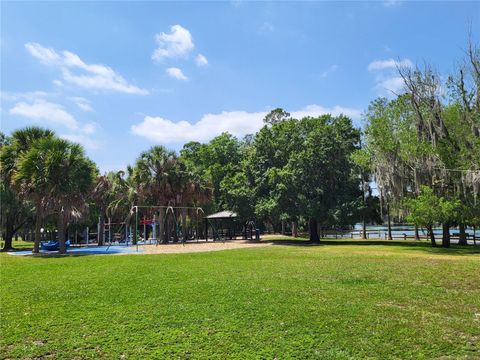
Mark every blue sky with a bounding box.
[1,1,479,172]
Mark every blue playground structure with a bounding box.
[41,239,71,251]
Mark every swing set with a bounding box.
[102,206,253,252]
[103,205,207,251]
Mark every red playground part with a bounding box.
[139,219,155,225]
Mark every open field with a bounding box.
[1,238,479,359]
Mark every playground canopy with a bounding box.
[206,210,238,219]
[205,211,238,241]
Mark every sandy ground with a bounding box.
[128,238,274,255]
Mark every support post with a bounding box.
[204,218,208,241]
[134,206,138,248]
[97,217,100,245]
[108,217,112,245]
[182,208,187,242]
[143,216,146,244]
[159,208,164,244]
[152,214,157,243]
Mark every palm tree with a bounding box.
[15,137,96,253]
[129,146,212,243]
[130,146,212,208]
[1,127,55,252]
[131,146,177,205]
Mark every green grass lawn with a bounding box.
[1,239,479,359]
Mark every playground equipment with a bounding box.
[99,206,257,251]
[132,205,206,245]
[101,205,206,251]
[40,239,71,251]
[103,218,130,246]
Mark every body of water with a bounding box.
[351,224,480,239]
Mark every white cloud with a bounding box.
[368,58,413,71]
[80,122,98,134]
[383,0,402,7]
[8,98,101,149]
[69,97,94,112]
[290,104,362,120]
[368,58,412,96]
[9,99,78,129]
[77,102,94,112]
[321,64,339,78]
[195,54,208,67]
[152,25,194,61]
[60,133,101,150]
[377,76,405,94]
[25,42,148,95]
[231,0,243,8]
[259,22,274,34]
[24,42,61,64]
[0,90,50,102]
[53,79,63,87]
[131,104,362,144]
[166,67,188,81]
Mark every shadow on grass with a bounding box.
[267,238,480,256]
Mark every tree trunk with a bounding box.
[292,221,298,238]
[98,212,105,246]
[58,210,66,254]
[414,225,420,241]
[362,218,367,239]
[458,223,467,246]
[33,204,43,253]
[281,221,285,235]
[386,202,393,240]
[309,218,320,243]
[1,224,14,252]
[427,225,436,247]
[442,223,450,248]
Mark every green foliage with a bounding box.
[362,43,480,246]
[406,186,441,228]
[251,114,361,230]
[263,107,291,125]
[180,133,242,212]
[406,186,461,228]
[0,128,56,250]
[15,137,96,204]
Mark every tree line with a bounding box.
[1,110,366,252]
[1,39,478,252]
